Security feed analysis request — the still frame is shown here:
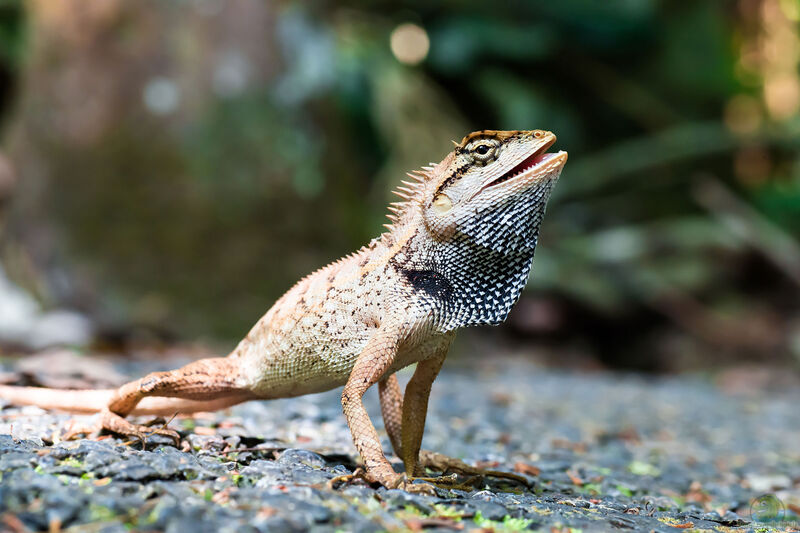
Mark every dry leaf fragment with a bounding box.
[513,462,541,476]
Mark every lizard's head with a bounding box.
[419,129,566,252]
[386,130,567,330]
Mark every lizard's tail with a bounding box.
[0,385,248,416]
[0,386,113,413]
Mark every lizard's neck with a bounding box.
[390,183,554,332]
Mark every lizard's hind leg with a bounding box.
[378,371,530,489]
[81,357,253,445]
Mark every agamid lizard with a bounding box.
[0,129,567,493]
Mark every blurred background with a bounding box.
[0,0,798,374]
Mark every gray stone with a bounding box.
[277,448,328,469]
[2,355,799,532]
[379,488,436,514]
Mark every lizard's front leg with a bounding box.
[340,320,424,490]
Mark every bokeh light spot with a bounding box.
[764,73,800,119]
[143,77,179,115]
[390,23,429,65]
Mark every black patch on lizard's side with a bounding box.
[399,267,453,302]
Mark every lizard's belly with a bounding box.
[237,326,371,398]
[234,315,451,398]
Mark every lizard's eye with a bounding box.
[468,139,499,164]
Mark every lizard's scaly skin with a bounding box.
[0,129,567,491]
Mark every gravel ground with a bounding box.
[1,354,799,532]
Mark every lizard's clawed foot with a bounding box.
[63,410,181,447]
[418,450,531,488]
[326,454,527,494]
[328,467,438,495]
[102,410,181,447]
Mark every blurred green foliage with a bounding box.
[0,0,23,66]
[0,0,23,123]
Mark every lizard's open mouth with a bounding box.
[486,137,563,188]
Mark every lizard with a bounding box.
[0,129,567,492]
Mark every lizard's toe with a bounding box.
[144,426,181,445]
[401,479,438,496]
[61,419,102,441]
[327,468,365,490]
[99,409,181,447]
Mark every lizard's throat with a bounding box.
[436,239,538,330]
[397,184,553,331]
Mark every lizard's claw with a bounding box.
[61,410,181,448]
[418,450,531,488]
